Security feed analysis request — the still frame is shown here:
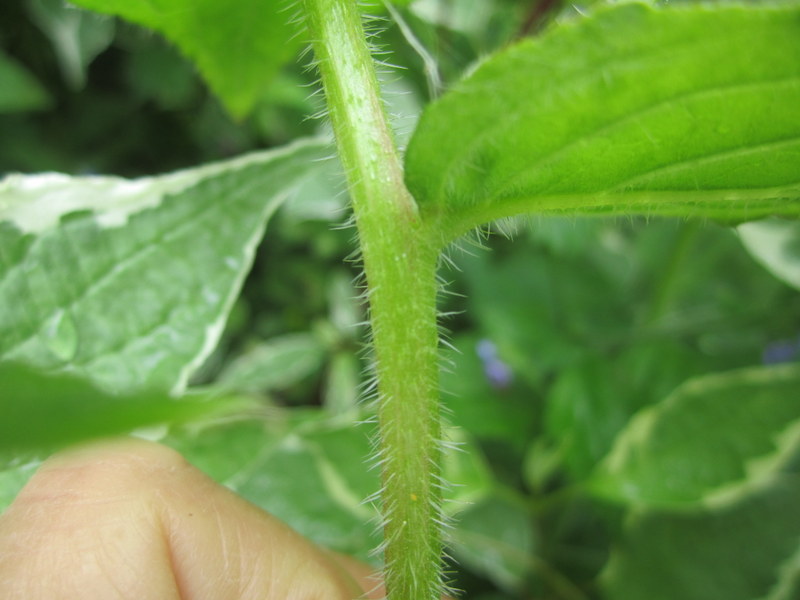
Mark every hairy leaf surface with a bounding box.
[0,140,331,393]
[405,3,800,239]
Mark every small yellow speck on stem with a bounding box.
[410,493,418,501]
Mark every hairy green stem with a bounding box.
[302,0,444,598]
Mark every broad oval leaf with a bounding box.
[590,364,800,508]
[0,139,332,393]
[68,0,303,118]
[405,3,800,239]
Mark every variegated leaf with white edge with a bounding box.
[0,138,333,394]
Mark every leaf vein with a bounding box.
[489,75,800,202]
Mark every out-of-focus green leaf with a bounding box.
[442,427,494,511]
[0,139,331,393]
[454,242,629,386]
[0,361,236,464]
[125,38,197,110]
[440,334,537,454]
[590,364,800,507]
[602,469,800,600]
[739,219,800,292]
[544,341,720,481]
[0,50,51,113]
[405,4,800,240]
[26,0,114,90]
[447,491,535,593]
[217,333,326,394]
[69,0,303,118]
[324,351,361,415]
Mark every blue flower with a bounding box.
[476,339,513,390]
[762,337,800,365]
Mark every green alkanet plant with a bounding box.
[2,1,800,599]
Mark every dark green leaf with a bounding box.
[69,0,304,118]
[447,492,535,593]
[544,341,718,480]
[0,50,52,113]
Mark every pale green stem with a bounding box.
[302,1,445,598]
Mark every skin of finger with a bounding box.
[0,438,368,600]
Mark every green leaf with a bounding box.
[440,334,537,454]
[405,3,800,239]
[26,0,115,90]
[441,427,494,511]
[447,491,536,593]
[544,341,719,481]
[602,470,800,600]
[216,333,327,394]
[323,351,361,415]
[739,219,800,291]
[68,0,303,118]
[0,139,331,393]
[0,50,52,113]
[590,364,800,507]
[0,361,235,461]
[126,38,198,110]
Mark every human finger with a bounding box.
[0,438,367,600]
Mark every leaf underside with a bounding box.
[405,3,800,239]
[0,361,232,459]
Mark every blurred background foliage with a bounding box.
[2,0,800,598]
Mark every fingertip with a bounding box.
[1,438,371,600]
